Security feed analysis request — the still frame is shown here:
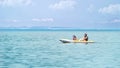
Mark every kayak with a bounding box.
[59,39,94,43]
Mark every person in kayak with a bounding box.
[73,35,77,40]
[83,33,88,41]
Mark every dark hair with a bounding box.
[84,33,87,37]
[73,35,76,37]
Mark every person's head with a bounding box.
[73,35,76,37]
[84,33,87,37]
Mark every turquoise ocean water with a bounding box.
[0,30,120,68]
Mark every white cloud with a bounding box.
[12,19,18,22]
[0,0,32,7]
[113,19,120,23]
[49,0,76,10]
[32,18,54,22]
[99,4,120,14]
[87,4,94,12]
[4,19,19,23]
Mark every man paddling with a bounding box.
[82,33,88,41]
[79,33,88,41]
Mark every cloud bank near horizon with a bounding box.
[32,18,54,22]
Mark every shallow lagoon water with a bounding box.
[0,31,120,68]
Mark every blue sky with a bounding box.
[0,0,120,28]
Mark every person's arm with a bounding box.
[79,37,84,41]
[84,37,87,39]
[84,36,88,41]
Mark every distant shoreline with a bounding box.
[0,28,120,31]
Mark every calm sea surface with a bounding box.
[0,30,120,68]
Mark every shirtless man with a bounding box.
[83,33,88,41]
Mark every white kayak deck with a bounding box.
[60,39,94,43]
